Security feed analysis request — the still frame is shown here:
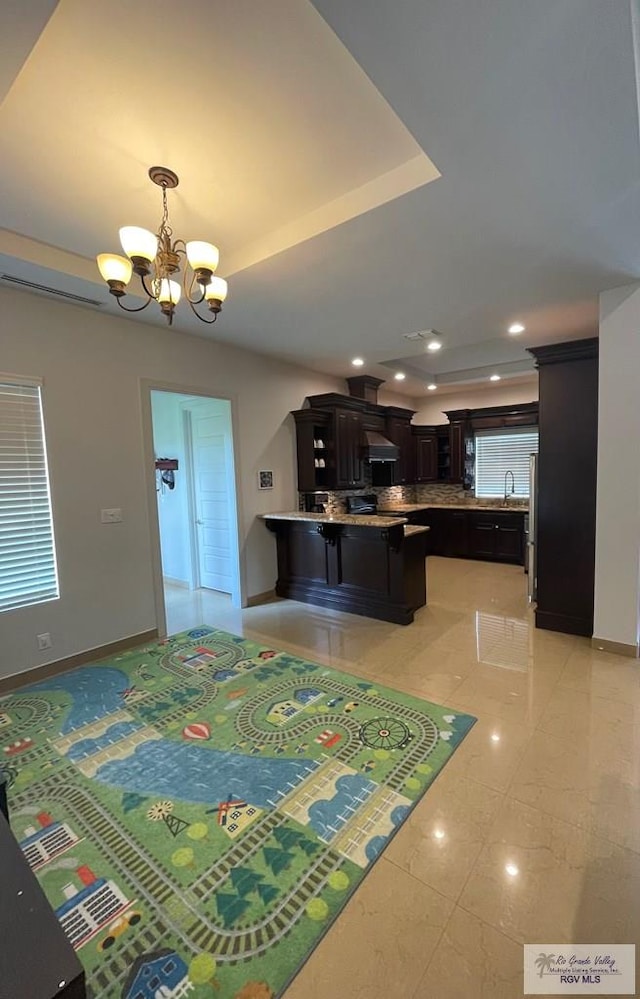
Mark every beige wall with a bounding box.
[0,286,352,678]
[594,283,640,650]
[411,379,538,424]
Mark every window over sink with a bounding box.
[474,427,538,499]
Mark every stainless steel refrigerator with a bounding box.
[527,453,538,602]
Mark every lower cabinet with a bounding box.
[424,508,524,565]
[467,512,524,563]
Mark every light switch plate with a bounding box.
[101,508,123,523]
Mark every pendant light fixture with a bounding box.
[96,167,228,325]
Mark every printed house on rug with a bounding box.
[123,948,191,998]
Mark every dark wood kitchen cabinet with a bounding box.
[334,409,365,488]
[385,412,415,485]
[449,421,465,482]
[291,408,331,493]
[528,339,598,637]
[413,426,438,482]
[467,511,523,563]
[443,509,468,557]
[264,517,427,624]
[423,508,524,564]
[444,410,475,489]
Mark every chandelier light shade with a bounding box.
[96,253,133,290]
[97,166,229,325]
[186,240,219,275]
[203,275,228,304]
[119,226,158,264]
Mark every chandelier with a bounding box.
[96,166,228,325]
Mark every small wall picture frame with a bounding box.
[258,469,274,490]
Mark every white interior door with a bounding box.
[190,406,234,593]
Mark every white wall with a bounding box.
[411,379,538,424]
[0,286,347,678]
[593,283,640,650]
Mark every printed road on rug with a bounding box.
[2,627,476,999]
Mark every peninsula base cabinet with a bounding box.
[265,519,427,625]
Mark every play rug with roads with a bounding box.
[2,626,476,999]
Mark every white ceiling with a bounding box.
[1,0,639,398]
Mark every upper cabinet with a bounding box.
[334,408,365,489]
[291,408,332,493]
[412,427,438,483]
[293,391,538,493]
[385,411,415,485]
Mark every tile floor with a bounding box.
[164,558,640,999]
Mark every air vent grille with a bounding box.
[402,328,441,341]
[1,274,103,307]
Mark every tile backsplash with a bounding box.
[299,480,527,513]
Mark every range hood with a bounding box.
[363,430,399,462]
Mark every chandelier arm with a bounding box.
[186,297,218,324]
[116,296,153,314]
[185,270,206,305]
[140,273,158,300]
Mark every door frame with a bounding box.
[181,406,200,590]
[140,378,246,638]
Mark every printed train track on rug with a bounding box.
[2,627,476,998]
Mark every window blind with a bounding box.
[0,380,59,612]
[475,427,538,499]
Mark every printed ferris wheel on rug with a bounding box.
[358,716,412,750]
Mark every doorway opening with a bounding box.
[149,389,242,634]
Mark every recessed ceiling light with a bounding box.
[491,732,501,743]
[490,374,501,382]
[351,357,364,367]
[427,383,437,391]
[427,339,442,352]
[505,862,520,877]
[433,828,446,840]
[508,323,525,335]
[394,372,406,381]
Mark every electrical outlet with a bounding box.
[37,633,52,651]
[101,508,123,524]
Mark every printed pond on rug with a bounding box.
[2,626,476,999]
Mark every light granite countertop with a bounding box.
[403,524,430,537]
[260,511,409,528]
[379,502,528,514]
[260,511,431,538]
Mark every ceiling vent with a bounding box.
[402,328,441,341]
[1,274,103,307]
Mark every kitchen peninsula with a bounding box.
[261,512,429,625]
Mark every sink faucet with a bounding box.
[503,470,515,506]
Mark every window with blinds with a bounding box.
[474,426,538,499]
[0,379,59,612]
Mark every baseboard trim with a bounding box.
[163,576,191,589]
[591,636,640,659]
[246,589,277,607]
[535,609,592,637]
[0,629,159,695]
